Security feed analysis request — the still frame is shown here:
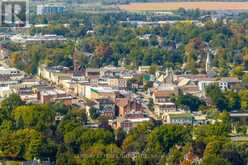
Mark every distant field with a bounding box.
[118,2,248,11]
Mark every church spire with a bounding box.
[73,40,79,73]
[206,51,211,73]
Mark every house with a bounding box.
[219,77,241,90]
[38,88,73,105]
[153,90,176,103]
[164,112,193,125]
[193,114,208,125]
[0,86,13,97]
[0,46,9,59]
[10,77,40,90]
[85,86,118,101]
[10,34,66,44]
[37,4,65,15]
[197,77,217,96]
[153,89,177,117]
[178,78,202,97]
[108,78,127,90]
[155,102,177,117]
[18,88,38,103]
[0,75,19,86]
[0,66,25,80]
[85,68,100,79]
[114,112,150,132]
[74,81,89,97]
[156,68,175,84]
[115,98,143,117]
[138,66,151,73]
[38,65,72,85]
[94,98,116,118]
[100,66,125,78]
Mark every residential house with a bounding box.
[114,112,150,132]
[138,66,151,73]
[38,88,73,105]
[85,86,118,101]
[94,98,116,118]
[164,112,193,125]
[100,66,125,78]
[115,98,143,117]
[153,89,177,117]
[219,77,240,90]
[177,78,202,97]
[85,68,100,79]
[108,78,128,90]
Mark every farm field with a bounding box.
[118,2,248,11]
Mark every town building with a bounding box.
[85,68,100,79]
[153,89,178,117]
[219,77,241,90]
[138,66,151,73]
[108,78,128,90]
[85,86,118,101]
[164,112,193,125]
[37,4,65,15]
[38,88,74,105]
[115,97,143,117]
[113,112,150,132]
[94,98,116,118]
[10,34,66,44]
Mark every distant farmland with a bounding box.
[118,2,248,11]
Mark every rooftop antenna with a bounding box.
[73,39,79,73]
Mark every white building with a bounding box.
[10,34,66,44]
[0,66,22,75]
[37,4,65,15]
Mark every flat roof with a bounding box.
[230,113,248,117]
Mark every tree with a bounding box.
[221,149,245,165]
[166,147,184,165]
[201,155,231,165]
[176,94,206,112]
[146,125,192,153]
[203,140,224,157]
[224,91,241,111]
[89,107,100,120]
[0,129,44,160]
[71,109,88,124]
[148,98,154,112]
[194,124,230,140]
[56,152,76,165]
[122,122,155,153]
[115,128,126,147]
[239,90,248,111]
[205,85,228,111]
[192,141,206,158]
[81,144,125,165]
[12,105,55,131]
[1,94,24,116]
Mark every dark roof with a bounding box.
[95,98,114,104]
[23,160,51,165]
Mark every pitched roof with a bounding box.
[220,77,240,83]
[115,98,129,107]
[153,90,175,97]
[169,113,193,119]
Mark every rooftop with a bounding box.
[169,113,193,119]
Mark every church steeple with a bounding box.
[73,40,79,73]
[164,68,174,84]
[206,51,211,73]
